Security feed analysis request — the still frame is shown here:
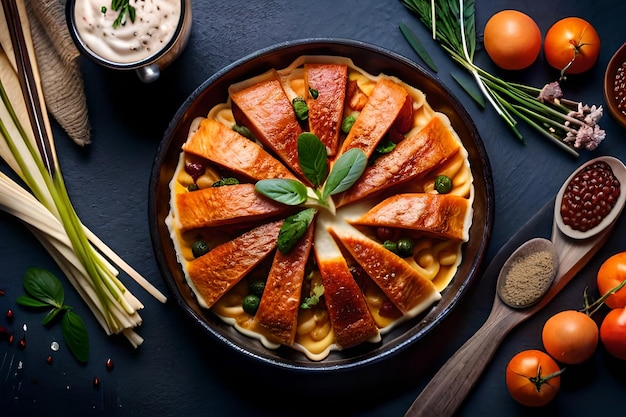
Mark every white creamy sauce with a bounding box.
[74,0,181,64]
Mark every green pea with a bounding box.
[249,280,265,297]
[191,240,210,258]
[383,240,398,253]
[232,124,255,140]
[212,177,240,187]
[341,114,357,134]
[434,175,452,194]
[292,97,309,120]
[242,294,260,315]
[375,139,396,155]
[396,237,415,258]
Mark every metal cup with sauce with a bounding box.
[66,0,192,83]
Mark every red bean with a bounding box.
[614,63,626,115]
[560,161,621,232]
[184,161,205,182]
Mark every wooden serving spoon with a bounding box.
[405,156,626,417]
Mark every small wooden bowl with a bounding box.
[604,42,626,129]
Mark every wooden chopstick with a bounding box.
[1,0,56,176]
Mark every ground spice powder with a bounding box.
[501,250,555,307]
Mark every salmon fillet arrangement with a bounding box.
[166,56,474,360]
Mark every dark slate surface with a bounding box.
[1,1,626,416]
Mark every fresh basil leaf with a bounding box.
[16,295,51,308]
[23,267,64,308]
[42,307,63,326]
[255,179,308,205]
[277,208,316,253]
[322,148,367,199]
[297,133,328,187]
[61,310,89,363]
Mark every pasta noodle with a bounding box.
[166,56,474,360]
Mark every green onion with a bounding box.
[0,40,166,347]
[401,0,606,156]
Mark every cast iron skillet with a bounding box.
[148,38,494,373]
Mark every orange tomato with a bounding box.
[483,10,542,70]
[541,310,598,364]
[505,350,562,407]
[544,17,600,74]
[600,308,626,360]
[597,252,626,309]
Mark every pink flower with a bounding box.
[564,124,606,150]
[563,103,606,150]
[537,82,563,103]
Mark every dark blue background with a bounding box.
[1,1,625,416]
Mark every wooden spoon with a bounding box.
[405,156,626,417]
[496,237,559,309]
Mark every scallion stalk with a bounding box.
[401,0,606,156]
[0,35,166,346]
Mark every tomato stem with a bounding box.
[559,25,592,81]
[582,279,626,316]
[529,365,566,391]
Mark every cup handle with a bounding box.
[136,64,161,83]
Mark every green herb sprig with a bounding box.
[109,0,136,29]
[16,268,89,363]
[277,208,316,253]
[401,0,606,157]
[255,133,367,252]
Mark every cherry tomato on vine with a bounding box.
[541,310,598,364]
[597,252,626,309]
[600,307,626,360]
[483,10,542,70]
[544,17,600,75]
[505,350,563,407]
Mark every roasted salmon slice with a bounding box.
[175,183,292,231]
[304,64,348,156]
[329,223,441,315]
[338,77,411,158]
[254,225,314,345]
[186,220,283,309]
[182,118,297,181]
[314,211,379,348]
[337,115,461,207]
[348,193,472,241]
[229,70,305,179]
[317,256,380,348]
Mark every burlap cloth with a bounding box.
[27,0,91,146]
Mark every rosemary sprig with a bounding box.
[401,0,605,157]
